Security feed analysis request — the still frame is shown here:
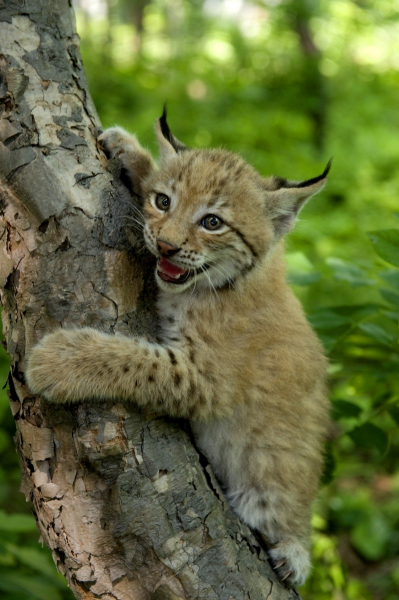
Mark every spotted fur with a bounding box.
[26,114,330,587]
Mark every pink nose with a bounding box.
[157,239,180,257]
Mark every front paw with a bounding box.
[98,127,142,160]
[269,539,311,587]
[26,328,98,403]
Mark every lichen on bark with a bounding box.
[0,2,301,598]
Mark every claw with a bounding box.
[281,570,293,582]
[272,559,286,570]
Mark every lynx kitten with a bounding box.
[27,111,330,586]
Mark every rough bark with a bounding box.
[0,2,302,599]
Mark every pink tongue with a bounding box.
[158,257,187,277]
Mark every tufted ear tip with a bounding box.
[155,106,188,158]
[294,158,332,189]
[323,157,333,177]
[158,103,169,141]
[265,159,332,236]
[275,158,332,191]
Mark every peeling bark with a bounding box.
[0,2,302,599]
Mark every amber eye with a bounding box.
[201,214,223,231]
[155,193,170,211]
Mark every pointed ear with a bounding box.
[155,106,188,160]
[265,159,332,236]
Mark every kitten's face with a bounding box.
[142,150,275,294]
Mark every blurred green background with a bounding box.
[1,0,399,598]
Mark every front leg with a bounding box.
[26,328,232,420]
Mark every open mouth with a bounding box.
[157,257,209,285]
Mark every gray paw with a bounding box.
[98,126,129,158]
[268,539,310,587]
[98,127,142,160]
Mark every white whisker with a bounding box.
[201,266,219,301]
[116,213,144,224]
[191,270,198,297]
[206,259,236,288]
[125,198,144,215]
[114,214,144,232]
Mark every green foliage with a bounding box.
[299,225,399,598]
[0,1,398,598]
[368,229,399,268]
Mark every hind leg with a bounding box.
[229,484,312,586]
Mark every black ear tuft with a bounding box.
[159,104,171,144]
[158,105,188,153]
[283,158,333,189]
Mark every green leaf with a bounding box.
[6,544,58,578]
[379,288,399,307]
[331,303,382,320]
[285,252,321,286]
[288,272,321,286]
[368,229,399,267]
[308,309,352,330]
[351,513,390,561]
[389,407,399,427]
[332,400,362,420]
[0,573,63,600]
[348,423,388,454]
[0,510,38,532]
[318,334,338,353]
[0,430,9,453]
[326,257,375,287]
[379,269,399,289]
[358,323,395,346]
[385,310,399,323]
[321,442,336,485]
[0,543,16,567]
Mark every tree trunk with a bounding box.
[0,2,301,599]
[286,0,326,151]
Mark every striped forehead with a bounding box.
[187,155,228,183]
[153,149,251,214]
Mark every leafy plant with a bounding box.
[299,226,399,598]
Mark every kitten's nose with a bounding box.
[157,239,180,257]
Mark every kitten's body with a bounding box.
[27,114,330,586]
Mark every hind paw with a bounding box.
[268,539,310,587]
